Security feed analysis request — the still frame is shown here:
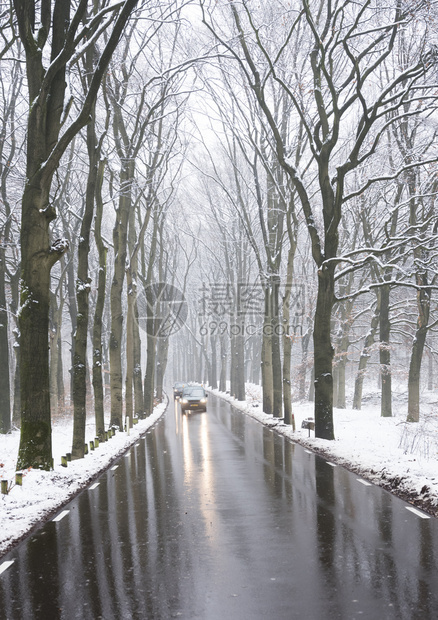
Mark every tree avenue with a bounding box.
[1,0,438,470]
[14,0,138,470]
[201,0,438,439]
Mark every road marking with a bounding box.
[0,561,14,575]
[111,465,118,470]
[89,483,99,490]
[326,462,336,467]
[52,510,69,522]
[406,506,430,519]
[356,479,372,487]
[124,453,131,458]
[304,450,313,454]
[135,443,140,447]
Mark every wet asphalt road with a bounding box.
[1,393,438,619]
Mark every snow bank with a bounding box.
[0,402,166,557]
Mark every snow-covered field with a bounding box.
[1,385,438,559]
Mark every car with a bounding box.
[180,386,208,413]
[173,382,185,398]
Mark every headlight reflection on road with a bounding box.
[198,414,219,546]
[180,410,218,547]
[182,413,193,488]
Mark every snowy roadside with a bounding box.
[2,385,438,560]
[207,384,438,518]
[0,401,167,558]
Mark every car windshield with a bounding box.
[188,388,205,398]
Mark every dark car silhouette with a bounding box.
[180,386,208,413]
[173,382,185,398]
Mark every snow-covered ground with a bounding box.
[1,384,438,559]
[212,383,438,519]
[0,402,167,558]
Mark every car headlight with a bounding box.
[181,399,188,404]
[200,398,207,404]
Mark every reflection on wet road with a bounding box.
[1,393,438,619]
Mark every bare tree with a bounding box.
[202,0,438,439]
[14,0,139,470]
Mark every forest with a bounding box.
[1,0,438,470]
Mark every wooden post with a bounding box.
[94,437,99,448]
[90,440,95,451]
[61,456,68,467]
[15,472,23,486]
[1,480,9,494]
[66,453,72,461]
[84,444,88,455]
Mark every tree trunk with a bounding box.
[0,245,10,433]
[64,251,77,404]
[282,294,292,425]
[10,270,20,428]
[72,104,99,458]
[17,185,63,470]
[110,162,134,428]
[335,350,347,409]
[308,366,315,402]
[230,331,237,397]
[144,332,156,416]
[407,283,431,422]
[262,286,273,415]
[332,364,339,411]
[298,330,311,401]
[133,296,143,417]
[219,333,227,392]
[210,334,218,389]
[49,291,63,418]
[125,269,135,429]
[156,337,169,400]
[235,322,245,400]
[92,160,107,441]
[271,275,282,417]
[251,334,261,385]
[282,227,297,426]
[353,298,380,410]
[144,281,156,416]
[313,267,335,440]
[379,283,392,417]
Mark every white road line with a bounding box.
[0,560,15,575]
[326,462,337,467]
[406,506,430,519]
[52,510,69,522]
[89,483,99,490]
[111,465,119,470]
[304,450,313,454]
[124,454,131,458]
[356,479,372,487]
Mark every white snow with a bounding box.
[208,383,438,518]
[1,385,438,558]
[0,402,166,557]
